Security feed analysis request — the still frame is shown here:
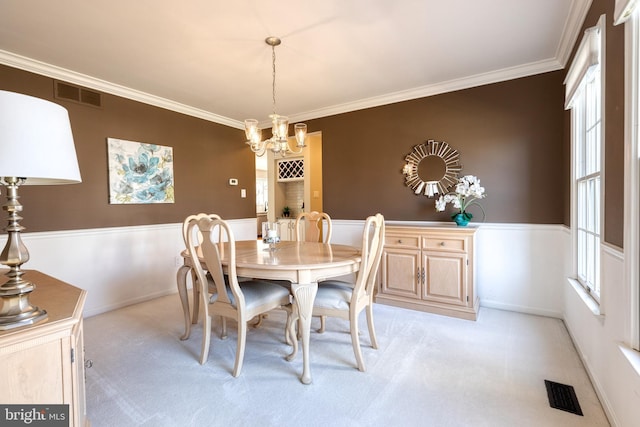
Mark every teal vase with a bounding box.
[452,212,472,226]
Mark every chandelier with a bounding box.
[244,37,307,157]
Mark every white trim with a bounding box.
[564,25,602,109]
[567,277,604,317]
[624,12,640,351]
[615,0,640,25]
[0,50,244,130]
[556,0,594,66]
[0,50,562,127]
[619,343,640,376]
[288,59,563,124]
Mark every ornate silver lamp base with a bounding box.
[0,177,47,330]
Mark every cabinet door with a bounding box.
[71,320,87,427]
[381,248,421,299]
[277,220,293,241]
[423,251,468,306]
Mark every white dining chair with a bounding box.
[293,211,334,333]
[181,213,221,327]
[186,216,292,376]
[295,211,332,243]
[309,213,385,372]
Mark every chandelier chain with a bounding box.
[272,44,277,115]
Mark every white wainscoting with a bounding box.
[562,233,640,427]
[19,219,565,318]
[21,218,256,317]
[336,220,567,318]
[17,218,638,425]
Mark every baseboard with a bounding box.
[84,287,178,318]
[479,299,563,319]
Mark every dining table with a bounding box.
[176,239,362,384]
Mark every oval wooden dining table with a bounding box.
[176,239,361,384]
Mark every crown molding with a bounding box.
[555,0,594,67]
[288,58,564,123]
[0,50,245,129]
[1,48,563,128]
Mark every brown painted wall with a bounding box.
[564,0,625,248]
[0,65,256,232]
[309,72,566,224]
[1,0,626,248]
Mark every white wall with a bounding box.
[561,229,640,427]
[17,218,640,426]
[21,218,255,317]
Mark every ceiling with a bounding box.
[0,0,589,129]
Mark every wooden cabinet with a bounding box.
[0,270,89,426]
[377,226,478,320]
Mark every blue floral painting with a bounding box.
[107,138,175,204]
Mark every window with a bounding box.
[617,1,640,350]
[565,15,605,303]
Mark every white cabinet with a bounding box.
[377,226,478,320]
[0,270,89,426]
[277,219,296,241]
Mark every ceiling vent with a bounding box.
[54,81,102,108]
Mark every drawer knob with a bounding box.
[397,239,402,244]
[440,242,445,246]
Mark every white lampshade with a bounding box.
[0,90,81,184]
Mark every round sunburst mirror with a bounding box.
[402,140,462,197]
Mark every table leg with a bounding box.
[289,282,318,385]
[176,265,192,340]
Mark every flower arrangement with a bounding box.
[435,175,486,226]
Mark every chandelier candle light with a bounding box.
[435,175,486,226]
[244,37,307,157]
[0,90,82,330]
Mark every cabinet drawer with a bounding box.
[422,236,466,252]
[385,234,420,249]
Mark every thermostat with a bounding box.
[229,178,238,186]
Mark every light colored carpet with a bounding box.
[84,295,610,427]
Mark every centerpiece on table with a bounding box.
[435,175,486,226]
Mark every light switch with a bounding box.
[241,188,246,198]
[313,190,320,198]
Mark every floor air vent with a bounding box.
[544,380,583,416]
[54,81,102,108]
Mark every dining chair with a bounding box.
[186,216,292,376]
[295,211,332,243]
[181,213,221,327]
[309,213,385,372]
[293,211,333,332]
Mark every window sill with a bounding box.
[619,344,640,377]
[567,277,604,318]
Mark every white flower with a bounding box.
[434,175,486,216]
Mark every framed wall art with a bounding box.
[107,138,175,204]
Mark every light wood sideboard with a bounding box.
[377,225,478,320]
[0,270,89,427]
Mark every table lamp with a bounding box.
[0,90,81,330]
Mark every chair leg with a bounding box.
[199,315,211,365]
[350,310,365,372]
[221,317,228,340]
[191,273,200,325]
[366,304,378,349]
[233,320,247,377]
[317,315,326,333]
[251,313,268,327]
